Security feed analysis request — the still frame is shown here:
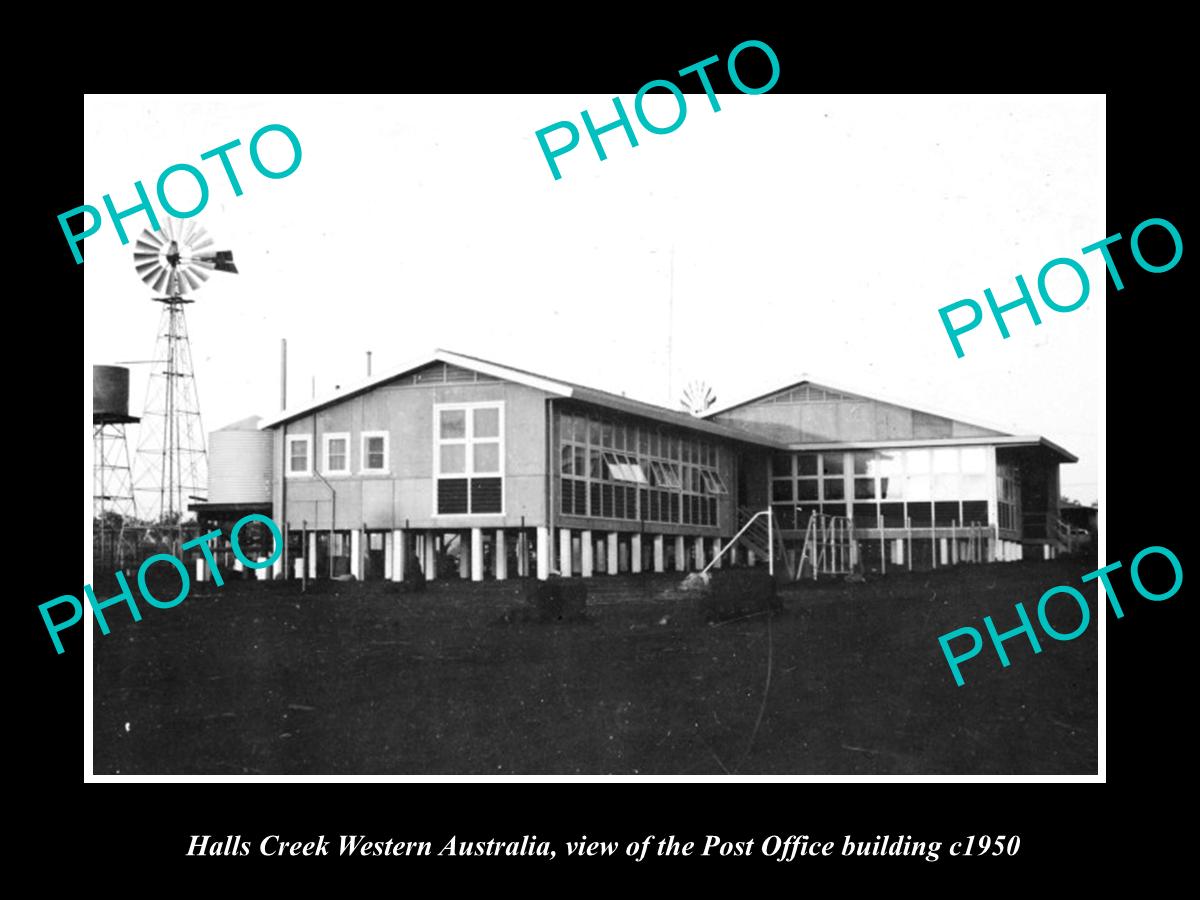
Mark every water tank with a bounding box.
[208,417,272,503]
[94,366,130,418]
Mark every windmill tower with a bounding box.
[94,365,139,568]
[132,219,237,534]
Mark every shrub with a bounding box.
[399,560,426,594]
[500,578,588,624]
[697,569,781,623]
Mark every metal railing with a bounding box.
[701,507,776,576]
[795,513,856,581]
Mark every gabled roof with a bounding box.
[705,374,1016,437]
[258,349,782,446]
[704,374,1077,463]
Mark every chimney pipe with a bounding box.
[367,350,373,377]
[280,338,287,411]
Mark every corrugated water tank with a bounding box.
[208,416,272,503]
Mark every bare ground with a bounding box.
[92,557,1098,775]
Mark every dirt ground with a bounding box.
[92,557,1098,775]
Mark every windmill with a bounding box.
[680,380,717,417]
[132,219,238,537]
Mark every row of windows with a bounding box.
[560,481,722,526]
[284,403,506,517]
[773,500,991,531]
[287,432,389,477]
[770,448,990,505]
[559,411,727,526]
[771,448,1000,531]
[559,413,721,467]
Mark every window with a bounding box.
[997,461,1021,534]
[603,451,648,484]
[557,410,724,525]
[701,470,728,495]
[649,460,682,489]
[362,431,389,473]
[322,432,350,475]
[843,446,995,530]
[770,451,849,528]
[435,403,504,515]
[286,435,311,477]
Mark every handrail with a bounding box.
[701,508,773,576]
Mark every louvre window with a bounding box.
[557,410,725,526]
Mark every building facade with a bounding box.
[707,379,1076,570]
[203,351,1076,582]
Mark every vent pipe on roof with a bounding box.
[367,351,372,377]
[280,338,287,411]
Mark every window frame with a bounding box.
[285,435,312,478]
[361,430,390,475]
[432,401,505,517]
[603,450,648,485]
[702,469,728,495]
[321,432,351,477]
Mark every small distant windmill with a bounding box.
[680,380,717,417]
[132,219,238,530]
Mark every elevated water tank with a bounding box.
[208,416,272,503]
[94,366,130,420]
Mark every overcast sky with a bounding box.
[84,94,1103,504]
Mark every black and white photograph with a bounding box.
[81,89,1105,778]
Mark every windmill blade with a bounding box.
[133,251,162,263]
[180,220,196,244]
[135,240,164,255]
[135,260,161,277]
[187,265,209,283]
[189,234,214,252]
[139,228,166,248]
[141,264,165,286]
[152,268,170,293]
[164,219,176,242]
[181,267,203,291]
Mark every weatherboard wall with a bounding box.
[270,378,549,532]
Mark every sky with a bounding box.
[84,93,1104,506]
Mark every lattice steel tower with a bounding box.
[132,219,237,523]
[94,365,139,568]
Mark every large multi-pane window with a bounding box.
[770,451,845,529]
[435,403,503,515]
[559,410,726,526]
[773,447,993,530]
